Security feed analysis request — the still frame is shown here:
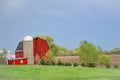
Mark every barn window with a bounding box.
[20,60,23,63]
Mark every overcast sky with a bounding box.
[0,0,120,53]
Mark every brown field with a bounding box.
[110,55,120,65]
[55,55,120,67]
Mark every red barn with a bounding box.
[8,36,50,65]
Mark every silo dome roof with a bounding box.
[24,35,33,41]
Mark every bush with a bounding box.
[51,61,56,65]
[81,62,96,67]
[46,61,51,65]
[40,59,56,65]
[65,62,72,66]
[40,59,46,65]
[114,64,119,69]
[88,63,96,67]
[99,54,112,68]
[105,65,111,68]
[57,60,64,66]
[73,62,79,67]
[81,63,88,67]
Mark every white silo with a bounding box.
[23,36,34,64]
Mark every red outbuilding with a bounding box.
[8,36,50,65]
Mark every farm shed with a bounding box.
[8,58,28,65]
[8,35,50,65]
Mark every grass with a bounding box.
[0,65,120,80]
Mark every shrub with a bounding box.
[65,62,72,66]
[81,63,88,67]
[46,61,51,65]
[51,61,56,65]
[105,65,111,68]
[99,54,112,68]
[73,62,79,67]
[57,60,64,66]
[40,59,46,65]
[88,63,96,67]
[114,64,119,69]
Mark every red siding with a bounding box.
[15,52,24,58]
[8,60,14,65]
[33,37,50,64]
[8,58,28,65]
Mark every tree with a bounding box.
[44,35,70,57]
[57,46,70,56]
[79,41,99,67]
[70,48,80,56]
[99,54,112,68]
[44,35,54,46]
[2,48,8,59]
[104,48,120,55]
[51,44,69,56]
[43,35,55,60]
[111,48,120,54]
[0,48,8,64]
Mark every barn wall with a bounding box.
[33,37,50,64]
[8,60,14,65]
[15,52,24,58]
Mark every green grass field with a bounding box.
[0,65,120,80]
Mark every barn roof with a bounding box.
[33,35,46,40]
[15,35,48,53]
[15,41,23,52]
[8,57,27,60]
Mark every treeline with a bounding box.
[105,48,120,55]
[44,35,120,57]
[42,36,114,68]
[43,35,120,68]
[43,35,79,57]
